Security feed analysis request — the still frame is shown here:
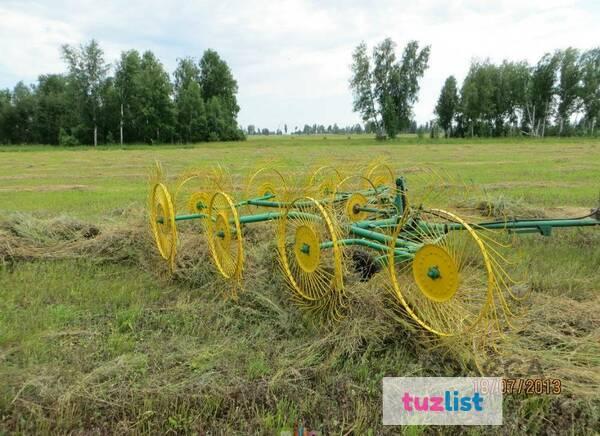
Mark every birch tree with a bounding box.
[350,38,430,138]
[61,40,109,146]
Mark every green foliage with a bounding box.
[98,77,120,144]
[105,131,115,144]
[174,58,207,143]
[460,60,501,136]
[114,50,143,144]
[58,127,79,146]
[350,38,430,138]
[9,82,37,143]
[61,39,110,146]
[199,50,242,141]
[0,41,244,146]
[440,47,600,138]
[580,48,600,135]
[200,49,239,119]
[350,42,380,132]
[206,96,225,140]
[528,53,560,136]
[434,76,458,137]
[0,89,11,144]
[138,51,175,144]
[556,48,581,134]
[33,74,70,145]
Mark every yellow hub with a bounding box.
[294,225,320,273]
[345,193,368,222]
[412,244,459,302]
[215,212,232,252]
[187,191,210,213]
[156,203,171,243]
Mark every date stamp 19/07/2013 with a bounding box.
[473,378,562,395]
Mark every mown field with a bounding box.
[0,135,599,434]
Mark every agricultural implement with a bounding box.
[149,162,600,337]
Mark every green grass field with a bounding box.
[1,135,598,217]
[1,136,599,434]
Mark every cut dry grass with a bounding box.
[1,210,598,434]
[0,213,146,266]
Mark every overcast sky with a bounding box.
[0,0,598,130]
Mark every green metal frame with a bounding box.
[162,175,599,261]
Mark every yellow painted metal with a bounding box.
[257,181,276,197]
[277,197,346,320]
[412,244,459,302]
[187,191,210,214]
[149,182,177,270]
[333,175,384,230]
[388,208,494,336]
[205,191,244,287]
[365,162,395,189]
[345,192,369,222]
[245,167,289,211]
[174,165,234,212]
[294,225,320,273]
[215,212,232,249]
[307,165,343,199]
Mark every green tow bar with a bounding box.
[445,216,600,236]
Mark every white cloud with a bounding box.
[0,0,598,130]
[0,5,82,79]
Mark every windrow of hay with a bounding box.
[457,194,548,219]
[1,210,599,433]
[0,212,149,266]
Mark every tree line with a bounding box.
[435,48,600,137]
[0,39,244,146]
[245,123,365,136]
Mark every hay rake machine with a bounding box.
[149,162,600,338]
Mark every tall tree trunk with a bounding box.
[120,103,124,145]
[530,104,542,137]
[94,125,97,147]
[525,104,536,137]
[541,103,547,138]
[559,118,564,136]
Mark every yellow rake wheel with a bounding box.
[245,167,288,212]
[345,192,369,222]
[365,162,396,191]
[187,191,211,214]
[307,165,343,200]
[174,165,235,212]
[388,209,494,336]
[277,197,346,320]
[204,191,244,289]
[333,175,387,225]
[149,182,177,270]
